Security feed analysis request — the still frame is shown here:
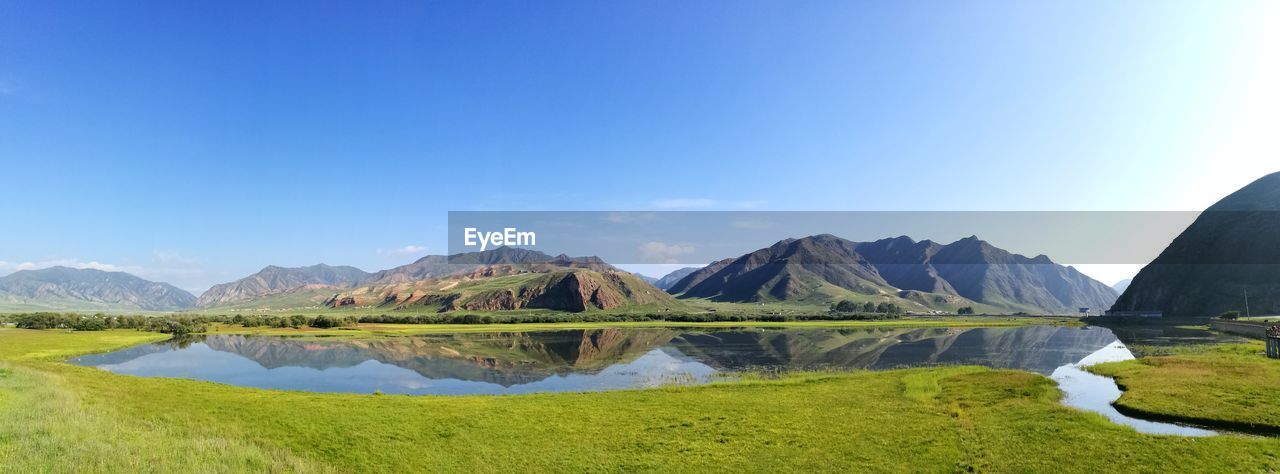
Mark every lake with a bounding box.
[71,324,1225,435]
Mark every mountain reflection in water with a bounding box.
[72,326,1120,396]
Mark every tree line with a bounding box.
[830,300,903,315]
[4,313,212,334]
[829,301,980,316]
[2,308,935,334]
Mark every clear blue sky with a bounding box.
[1,0,1277,292]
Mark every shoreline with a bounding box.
[195,316,1079,337]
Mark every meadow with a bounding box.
[4,326,1280,472]
[1089,341,1280,434]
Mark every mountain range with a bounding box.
[195,264,373,308]
[193,247,567,309]
[12,173,1280,316]
[193,247,675,313]
[322,261,674,313]
[1112,171,1280,317]
[667,234,1118,314]
[0,267,196,312]
[0,235,1160,315]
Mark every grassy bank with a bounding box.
[1089,342,1280,434]
[199,316,1075,337]
[0,329,170,361]
[5,328,1280,471]
[0,329,316,471]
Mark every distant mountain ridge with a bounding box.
[668,234,1118,314]
[195,247,589,309]
[11,233,1120,315]
[196,264,373,308]
[198,247,666,313]
[0,266,196,311]
[653,267,700,290]
[1112,172,1280,316]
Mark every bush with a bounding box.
[309,315,351,329]
[143,318,206,335]
[1218,310,1241,320]
[957,306,975,315]
[69,317,108,331]
[14,312,70,329]
[875,302,902,315]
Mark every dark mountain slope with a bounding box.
[853,237,954,295]
[669,234,1118,314]
[929,237,1117,313]
[666,258,736,295]
[677,235,890,302]
[1112,172,1280,316]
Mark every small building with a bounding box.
[1104,310,1163,318]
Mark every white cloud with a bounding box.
[378,245,428,257]
[638,241,696,264]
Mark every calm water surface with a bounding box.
[71,324,1218,435]
[1049,341,1214,436]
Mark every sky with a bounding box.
[1,0,1278,293]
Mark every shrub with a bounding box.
[309,315,350,329]
[69,317,108,331]
[875,302,901,314]
[143,318,206,335]
[14,313,69,329]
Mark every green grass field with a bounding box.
[5,327,1280,472]
[1089,342,1280,433]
